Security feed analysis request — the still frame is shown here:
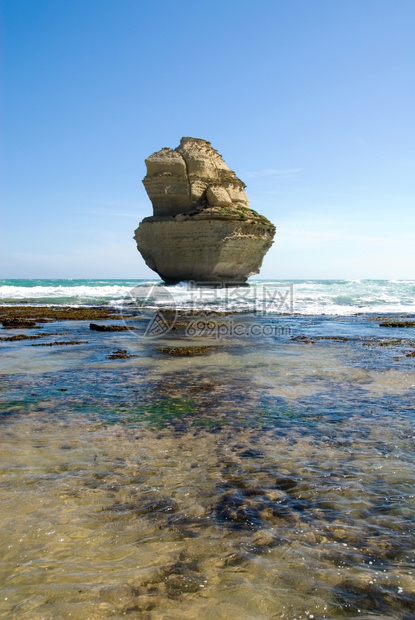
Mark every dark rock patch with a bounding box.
[162,559,205,597]
[0,305,126,323]
[157,346,220,356]
[333,580,415,616]
[90,323,131,332]
[291,335,315,344]
[314,336,349,342]
[122,599,156,614]
[379,321,415,328]
[134,554,207,601]
[214,492,265,530]
[239,448,264,458]
[213,488,294,531]
[0,334,43,341]
[2,318,40,329]
[104,497,178,517]
[166,513,206,537]
[333,580,390,614]
[107,349,138,360]
[189,382,215,392]
[274,475,298,492]
[219,551,250,567]
[31,340,88,346]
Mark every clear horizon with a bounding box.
[1,0,414,279]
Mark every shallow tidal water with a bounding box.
[1,313,415,619]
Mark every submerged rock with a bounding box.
[157,345,221,356]
[2,318,41,329]
[135,137,275,284]
[89,323,131,332]
[107,348,138,360]
[31,340,87,346]
[379,320,415,328]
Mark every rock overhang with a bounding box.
[135,137,276,283]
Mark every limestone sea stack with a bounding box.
[134,137,275,284]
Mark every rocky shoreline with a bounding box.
[2,306,415,363]
[1,307,415,619]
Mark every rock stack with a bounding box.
[134,137,275,284]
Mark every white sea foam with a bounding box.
[0,280,414,315]
[0,285,133,299]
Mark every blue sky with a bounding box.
[1,0,414,279]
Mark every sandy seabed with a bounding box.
[1,307,415,619]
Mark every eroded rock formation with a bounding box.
[134,137,275,283]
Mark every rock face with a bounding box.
[134,137,275,284]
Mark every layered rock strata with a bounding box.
[135,137,275,284]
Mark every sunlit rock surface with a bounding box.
[135,137,275,284]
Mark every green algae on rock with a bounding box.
[0,306,123,322]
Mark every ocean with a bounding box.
[1,279,415,618]
[1,278,415,314]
